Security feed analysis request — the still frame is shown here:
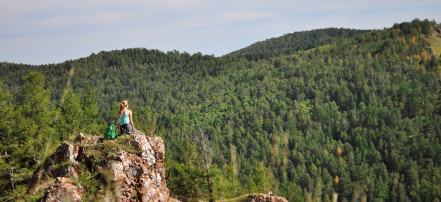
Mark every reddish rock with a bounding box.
[31,142,81,186]
[112,134,169,201]
[41,177,83,202]
[76,132,102,145]
[246,193,288,202]
[34,132,169,202]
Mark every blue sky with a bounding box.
[1,0,440,65]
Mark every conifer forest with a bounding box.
[1,19,441,201]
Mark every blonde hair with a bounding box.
[120,100,128,112]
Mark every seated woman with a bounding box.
[118,100,136,134]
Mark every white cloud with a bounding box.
[1,0,441,64]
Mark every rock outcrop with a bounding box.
[110,135,168,201]
[33,133,169,201]
[246,193,289,202]
[41,177,83,202]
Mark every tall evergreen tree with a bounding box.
[82,85,102,135]
[0,79,14,197]
[57,88,83,140]
[3,72,56,198]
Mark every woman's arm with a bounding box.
[129,110,134,127]
[117,110,122,123]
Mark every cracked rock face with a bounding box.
[42,177,83,202]
[36,133,169,202]
[112,134,169,201]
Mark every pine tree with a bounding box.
[82,85,102,134]
[4,72,56,198]
[57,88,83,139]
[14,72,56,160]
[0,79,14,198]
[0,78,12,148]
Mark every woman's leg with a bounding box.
[120,124,127,135]
[126,123,133,134]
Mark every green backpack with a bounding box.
[104,123,117,140]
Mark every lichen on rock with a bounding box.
[33,132,169,201]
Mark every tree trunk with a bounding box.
[198,127,214,202]
[9,168,15,191]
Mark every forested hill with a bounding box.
[226,28,371,60]
[1,19,441,201]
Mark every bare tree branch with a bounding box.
[195,126,214,202]
[9,168,15,191]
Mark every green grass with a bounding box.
[215,194,253,202]
[303,38,354,54]
[426,35,441,55]
[176,194,250,202]
[83,134,143,166]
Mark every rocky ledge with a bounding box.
[30,133,169,201]
[246,193,289,202]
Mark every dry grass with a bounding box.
[426,35,441,55]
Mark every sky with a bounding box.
[1,0,440,65]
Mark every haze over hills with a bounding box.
[1,19,441,201]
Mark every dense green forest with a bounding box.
[227,28,371,60]
[1,18,441,201]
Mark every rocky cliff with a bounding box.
[30,133,169,201]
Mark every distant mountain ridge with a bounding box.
[225,28,371,59]
[1,19,441,202]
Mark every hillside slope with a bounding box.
[225,28,371,59]
[426,34,441,55]
[1,19,441,201]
